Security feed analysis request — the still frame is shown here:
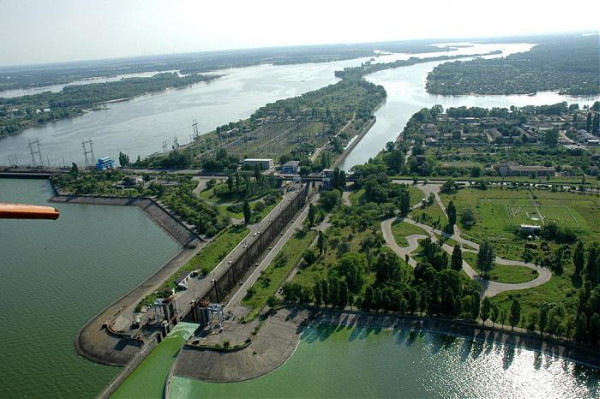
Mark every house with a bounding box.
[242,158,273,170]
[280,160,300,174]
[496,162,555,177]
[486,128,503,143]
[96,157,115,171]
[422,124,437,138]
[520,224,542,234]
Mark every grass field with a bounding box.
[391,220,427,247]
[462,252,539,284]
[440,188,599,259]
[242,229,317,321]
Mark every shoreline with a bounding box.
[47,191,203,368]
[49,193,200,248]
[169,306,600,387]
[332,116,377,169]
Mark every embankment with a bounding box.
[332,116,376,169]
[49,194,199,248]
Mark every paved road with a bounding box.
[381,216,552,297]
[225,196,316,317]
[172,189,302,318]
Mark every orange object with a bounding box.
[0,203,60,220]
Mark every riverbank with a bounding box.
[170,306,600,387]
[46,191,203,368]
[333,116,376,169]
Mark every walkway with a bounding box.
[381,216,552,297]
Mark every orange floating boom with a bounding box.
[0,203,60,220]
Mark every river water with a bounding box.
[0,179,181,397]
[2,43,600,398]
[5,42,597,169]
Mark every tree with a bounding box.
[227,174,234,193]
[552,246,565,275]
[460,207,475,228]
[70,162,79,175]
[399,190,411,217]
[243,200,251,225]
[477,240,495,278]
[451,244,463,271]
[308,203,316,226]
[441,179,458,194]
[510,299,521,330]
[319,189,341,211]
[447,201,457,226]
[317,231,326,255]
[313,280,323,306]
[480,297,491,324]
[544,129,559,147]
[585,243,600,284]
[499,309,507,327]
[118,151,130,167]
[338,253,366,294]
[339,280,349,308]
[573,241,586,278]
[491,304,499,325]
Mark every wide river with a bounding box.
[1,43,600,398]
[3,42,597,169]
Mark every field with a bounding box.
[494,200,581,229]
[439,188,598,259]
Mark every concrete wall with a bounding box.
[203,184,310,304]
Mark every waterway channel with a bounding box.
[5,42,597,170]
[2,42,600,397]
[0,178,181,397]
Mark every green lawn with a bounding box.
[439,188,599,260]
[182,225,250,276]
[489,265,578,333]
[411,199,447,229]
[391,220,427,247]
[462,252,539,284]
[242,229,317,320]
[292,226,375,290]
[408,186,425,206]
[349,188,365,207]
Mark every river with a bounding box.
[5,42,597,169]
[0,178,181,398]
[2,42,600,398]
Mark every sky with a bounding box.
[0,0,598,66]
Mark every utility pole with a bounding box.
[28,139,43,167]
[192,119,199,139]
[81,138,95,166]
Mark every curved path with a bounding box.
[381,217,552,297]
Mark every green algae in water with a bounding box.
[168,324,600,399]
[111,322,199,399]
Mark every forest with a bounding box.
[426,35,600,95]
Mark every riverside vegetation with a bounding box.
[246,103,600,350]
[426,35,600,96]
[0,73,217,137]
